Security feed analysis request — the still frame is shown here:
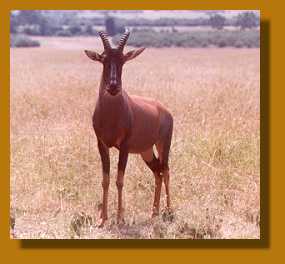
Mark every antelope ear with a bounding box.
[124,47,145,62]
[84,50,103,62]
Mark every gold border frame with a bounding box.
[1,0,278,262]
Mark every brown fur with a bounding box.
[85,32,173,227]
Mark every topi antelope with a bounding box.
[84,31,173,227]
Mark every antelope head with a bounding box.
[85,31,145,96]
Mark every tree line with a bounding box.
[11,11,259,37]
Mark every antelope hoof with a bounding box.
[117,218,125,227]
[96,218,107,228]
[117,214,125,226]
[162,207,175,223]
[151,210,159,218]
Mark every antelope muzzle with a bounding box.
[107,63,121,96]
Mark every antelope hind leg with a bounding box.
[141,148,162,217]
[156,115,173,214]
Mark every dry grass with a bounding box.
[10,37,260,239]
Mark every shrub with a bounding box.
[217,40,227,48]
[234,40,244,48]
[23,26,41,36]
[10,34,40,48]
[85,25,95,36]
[55,30,72,37]
[69,25,82,35]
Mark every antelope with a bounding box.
[84,31,173,227]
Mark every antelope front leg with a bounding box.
[97,139,110,227]
[117,142,129,224]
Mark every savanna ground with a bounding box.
[10,36,260,239]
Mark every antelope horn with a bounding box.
[98,31,111,51]
[117,31,130,52]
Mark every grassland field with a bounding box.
[10,36,260,239]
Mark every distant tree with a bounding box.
[105,16,125,36]
[13,10,54,36]
[105,16,116,36]
[17,10,42,25]
[236,12,259,30]
[85,24,94,35]
[115,23,126,35]
[69,25,82,35]
[38,18,51,36]
[209,14,226,30]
